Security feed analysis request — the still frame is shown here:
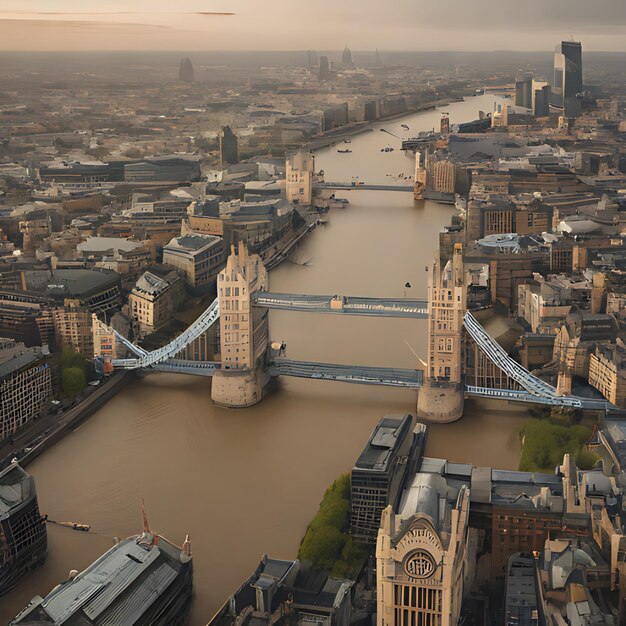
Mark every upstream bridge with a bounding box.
[314,182,414,192]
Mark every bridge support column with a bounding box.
[211,366,270,408]
[416,382,464,423]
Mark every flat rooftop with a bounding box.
[0,463,34,516]
[21,269,120,299]
[354,414,412,472]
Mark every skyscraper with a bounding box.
[179,57,194,83]
[552,41,583,116]
[319,55,331,81]
[514,74,532,109]
[219,126,239,166]
[341,46,353,68]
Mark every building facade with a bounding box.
[376,479,471,626]
[163,234,226,295]
[52,299,94,358]
[0,463,48,597]
[286,150,315,205]
[0,341,52,442]
[128,269,185,338]
[350,415,414,544]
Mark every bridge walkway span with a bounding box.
[252,292,428,318]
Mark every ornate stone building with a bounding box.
[376,473,471,626]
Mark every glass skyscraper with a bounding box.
[552,41,583,116]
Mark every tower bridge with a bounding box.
[98,242,613,418]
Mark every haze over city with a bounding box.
[0,0,625,50]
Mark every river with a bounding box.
[1,95,529,625]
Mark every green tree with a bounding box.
[62,366,86,398]
[519,419,593,472]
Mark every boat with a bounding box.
[337,149,352,154]
[343,139,352,143]
[401,124,409,130]
[380,147,394,153]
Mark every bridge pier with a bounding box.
[416,382,464,423]
[211,366,272,408]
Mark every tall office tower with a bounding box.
[219,126,239,166]
[319,55,331,81]
[307,50,318,67]
[514,74,532,109]
[375,48,382,66]
[532,81,551,117]
[552,41,583,116]
[341,45,353,68]
[179,57,195,83]
[349,414,414,544]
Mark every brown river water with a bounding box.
[1,95,530,625]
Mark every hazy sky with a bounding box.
[0,0,625,51]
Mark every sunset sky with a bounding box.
[0,0,624,51]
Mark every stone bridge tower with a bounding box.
[211,242,271,407]
[417,243,466,422]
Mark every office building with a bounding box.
[179,57,194,83]
[220,126,239,166]
[0,340,52,442]
[532,80,551,117]
[10,520,192,625]
[515,74,533,109]
[209,556,353,626]
[0,463,48,597]
[440,114,450,135]
[341,46,353,69]
[350,414,415,543]
[128,269,186,338]
[307,50,318,67]
[319,56,331,81]
[163,234,225,295]
[553,41,583,117]
[52,299,95,358]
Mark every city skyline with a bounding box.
[0,0,624,51]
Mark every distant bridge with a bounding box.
[314,182,414,192]
[252,292,428,318]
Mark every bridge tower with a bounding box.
[417,243,466,422]
[211,242,271,408]
[414,150,428,200]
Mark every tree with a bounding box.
[62,366,86,398]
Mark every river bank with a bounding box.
[0,370,135,471]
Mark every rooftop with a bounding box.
[354,414,412,472]
[11,532,191,625]
[21,269,120,300]
[0,463,35,516]
[164,234,223,253]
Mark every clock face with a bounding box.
[404,550,436,579]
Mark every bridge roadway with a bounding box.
[269,359,424,388]
[252,292,428,318]
[314,182,414,192]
